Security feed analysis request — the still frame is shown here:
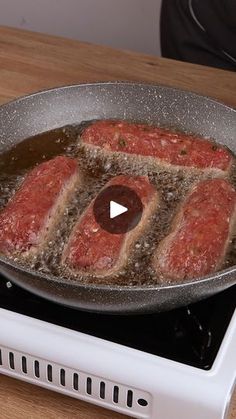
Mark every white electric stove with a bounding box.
[0,276,235,419]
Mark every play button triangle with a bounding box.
[110,200,128,219]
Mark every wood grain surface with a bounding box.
[0,26,235,419]
[0,375,126,419]
[228,387,236,419]
[0,26,236,107]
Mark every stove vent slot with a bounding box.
[34,360,40,378]
[47,364,53,382]
[73,373,79,391]
[86,377,92,394]
[127,389,133,407]
[9,352,15,370]
[100,381,105,399]
[0,346,151,418]
[21,356,27,374]
[113,385,119,403]
[60,369,66,386]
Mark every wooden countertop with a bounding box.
[0,26,236,108]
[0,26,235,419]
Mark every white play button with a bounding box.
[93,184,143,234]
[110,200,128,219]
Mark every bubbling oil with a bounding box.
[0,121,235,286]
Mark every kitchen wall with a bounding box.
[0,0,162,55]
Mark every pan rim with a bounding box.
[0,80,235,113]
[0,81,236,293]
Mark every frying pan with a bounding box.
[0,82,235,314]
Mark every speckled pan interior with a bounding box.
[0,82,236,314]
